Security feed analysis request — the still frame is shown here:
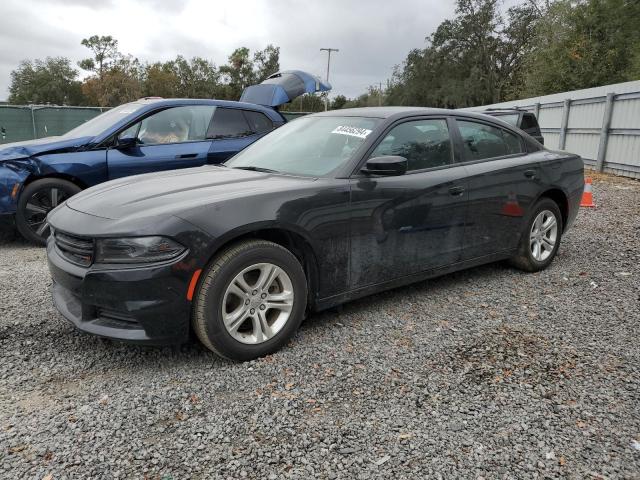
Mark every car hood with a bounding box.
[0,136,94,162]
[65,166,316,221]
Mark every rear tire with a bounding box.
[192,240,307,361]
[509,198,563,272]
[16,178,82,245]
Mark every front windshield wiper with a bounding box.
[233,166,280,174]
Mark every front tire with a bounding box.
[192,240,308,361]
[509,197,563,272]
[16,178,82,245]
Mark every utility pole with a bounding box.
[320,48,339,111]
[379,82,383,107]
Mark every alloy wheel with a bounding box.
[24,187,68,238]
[529,209,558,262]
[222,262,294,344]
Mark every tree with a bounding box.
[173,56,220,98]
[331,94,348,109]
[219,47,255,100]
[82,55,142,106]
[253,45,280,82]
[387,0,544,108]
[8,57,83,105]
[522,0,640,96]
[78,35,120,80]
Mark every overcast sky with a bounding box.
[0,0,462,101]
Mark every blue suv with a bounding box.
[0,70,329,243]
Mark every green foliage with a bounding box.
[8,57,83,105]
[79,35,119,79]
[522,0,640,96]
[280,93,324,112]
[385,0,543,108]
[8,36,280,107]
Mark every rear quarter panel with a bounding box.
[536,150,584,231]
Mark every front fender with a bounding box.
[0,160,35,215]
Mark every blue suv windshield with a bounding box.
[61,103,145,139]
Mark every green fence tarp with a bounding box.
[0,106,106,144]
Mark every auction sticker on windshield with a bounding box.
[331,126,372,139]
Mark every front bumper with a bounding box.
[47,237,193,345]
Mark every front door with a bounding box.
[349,117,469,289]
[107,105,216,179]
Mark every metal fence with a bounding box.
[464,80,640,179]
[0,105,107,144]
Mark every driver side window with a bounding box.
[119,105,216,145]
[369,119,452,171]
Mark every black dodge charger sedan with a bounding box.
[46,107,584,361]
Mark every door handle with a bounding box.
[524,169,536,179]
[175,153,198,159]
[448,186,465,196]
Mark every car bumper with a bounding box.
[47,237,193,345]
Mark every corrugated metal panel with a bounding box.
[458,81,640,178]
[542,132,560,149]
[606,135,640,167]
[538,106,564,128]
[610,98,640,129]
[461,80,640,110]
[568,102,605,129]
[564,133,600,160]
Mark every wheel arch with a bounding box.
[23,173,89,191]
[201,225,320,311]
[536,188,568,231]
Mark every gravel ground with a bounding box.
[1,174,639,479]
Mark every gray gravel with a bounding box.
[1,174,639,479]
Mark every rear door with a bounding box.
[452,117,541,260]
[107,105,216,179]
[206,107,275,164]
[349,117,469,288]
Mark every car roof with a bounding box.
[133,98,281,119]
[310,106,522,125]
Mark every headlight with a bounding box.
[95,236,186,264]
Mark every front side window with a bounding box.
[457,120,523,161]
[121,105,216,145]
[207,108,253,138]
[369,119,452,171]
[225,116,381,177]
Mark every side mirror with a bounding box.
[116,134,138,150]
[361,156,408,176]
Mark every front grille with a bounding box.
[54,230,94,267]
[96,307,141,330]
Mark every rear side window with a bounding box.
[520,113,539,132]
[369,119,452,171]
[457,120,523,160]
[207,108,252,138]
[496,113,519,127]
[243,110,274,134]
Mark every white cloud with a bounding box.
[0,0,457,101]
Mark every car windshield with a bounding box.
[61,103,145,139]
[225,116,381,176]
[495,113,520,126]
